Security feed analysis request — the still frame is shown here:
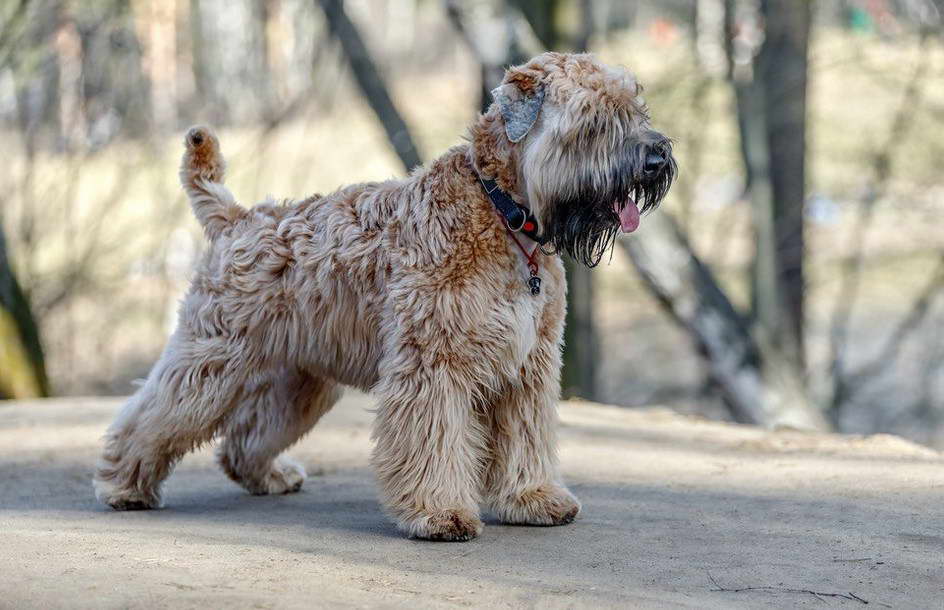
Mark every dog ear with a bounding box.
[491,72,545,143]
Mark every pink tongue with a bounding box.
[614,199,640,233]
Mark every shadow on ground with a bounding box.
[1,396,942,608]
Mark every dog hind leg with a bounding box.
[93,334,256,510]
[217,370,341,495]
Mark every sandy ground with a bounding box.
[0,394,942,609]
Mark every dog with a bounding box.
[93,52,676,541]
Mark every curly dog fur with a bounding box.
[93,52,674,541]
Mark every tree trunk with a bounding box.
[444,0,528,113]
[189,0,229,125]
[723,0,754,193]
[0,225,49,399]
[757,0,810,366]
[248,0,276,122]
[11,0,62,154]
[559,0,598,399]
[317,0,422,172]
[509,0,562,49]
[738,0,811,368]
[75,0,152,145]
[620,215,828,431]
[561,260,598,399]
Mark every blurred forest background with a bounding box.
[2,0,944,446]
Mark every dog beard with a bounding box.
[542,197,622,268]
[541,144,676,267]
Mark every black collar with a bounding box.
[478,177,548,245]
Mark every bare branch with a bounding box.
[443,0,534,112]
[841,253,944,399]
[707,570,871,605]
[620,213,829,431]
[444,0,486,62]
[829,33,933,408]
[0,0,29,68]
[317,0,422,171]
[575,0,593,53]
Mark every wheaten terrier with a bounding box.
[94,52,675,541]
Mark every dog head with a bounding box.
[473,52,676,267]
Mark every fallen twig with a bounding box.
[707,570,869,605]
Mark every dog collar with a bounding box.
[477,177,548,246]
[476,174,546,295]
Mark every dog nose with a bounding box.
[643,152,666,176]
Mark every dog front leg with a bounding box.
[371,365,485,542]
[484,340,581,526]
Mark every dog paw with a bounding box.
[93,476,161,511]
[493,485,581,526]
[251,456,306,495]
[406,509,484,542]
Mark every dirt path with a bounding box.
[1,394,942,608]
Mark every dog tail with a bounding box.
[179,126,247,240]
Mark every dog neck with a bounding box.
[468,110,528,207]
[475,173,547,245]
[468,109,548,245]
